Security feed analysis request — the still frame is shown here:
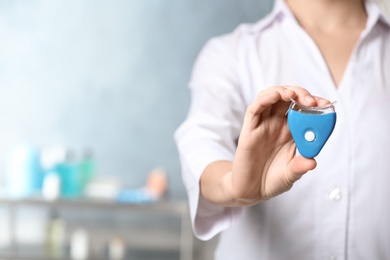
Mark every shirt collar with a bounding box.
[249,0,390,34]
[364,0,390,32]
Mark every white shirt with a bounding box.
[174,0,390,259]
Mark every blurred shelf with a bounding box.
[0,196,194,260]
[0,244,182,260]
[0,196,188,215]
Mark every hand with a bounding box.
[223,86,330,206]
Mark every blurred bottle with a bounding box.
[42,172,61,201]
[55,150,82,198]
[45,209,66,259]
[78,149,96,195]
[41,146,66,200]
[107,236,126,260]
[6,144,44,198]
[70,228,89,260]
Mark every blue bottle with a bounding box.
[6,144,44,198]
[55,150,82,198]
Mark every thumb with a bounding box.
[286,156,317,184]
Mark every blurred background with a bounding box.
[0,1,389,259]
[0,0,276,259]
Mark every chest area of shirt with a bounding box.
[241,29,390,146]
[244,27,390,105]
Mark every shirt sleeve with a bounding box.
[174,31,247,241]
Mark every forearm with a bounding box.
[200,159,268,208]
[200,160,254,207]
[200,160,236,206]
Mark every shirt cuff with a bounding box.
[183,153,243,241]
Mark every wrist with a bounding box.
[221,171,261,207]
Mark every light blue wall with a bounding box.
[0,0,273,198]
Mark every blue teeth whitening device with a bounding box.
[287,99,337,158]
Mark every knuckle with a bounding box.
[256,86,279,98]
[246,104,256,115]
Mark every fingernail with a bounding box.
[305,95,315,104]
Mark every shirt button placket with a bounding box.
[325,187,343,259]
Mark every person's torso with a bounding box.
[215,5,390,260]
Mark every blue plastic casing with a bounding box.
[287,108,336,158]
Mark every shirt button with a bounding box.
[329,188,342,201]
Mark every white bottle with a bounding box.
[108,236,126,260]
[70,228,89,260]
[42,172,61,201]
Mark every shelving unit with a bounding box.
[0,197,194,260]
